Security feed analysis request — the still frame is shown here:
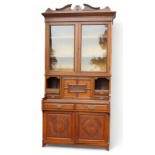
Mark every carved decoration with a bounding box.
[73,5,82,11]
[46,8,53,13]
[57,122,62,128]
[45,4,111,13]
[89,124,95,130]
[82,118,102,138]
[70,86,84,91]
[101,6,111,11]
[68,84,86,93]
[49,117,69,136]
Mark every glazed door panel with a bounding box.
[76,112,109,144]
[43,111,74,142]
[78,22,111,76]
[46,22,78,75]
[62,77,93,100]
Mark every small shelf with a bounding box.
[95,78,109,90]
[46,77,60,89]
[82,36,107,39]
[82,55,107,57]
[50,37,74,39]
[50,55,74,57]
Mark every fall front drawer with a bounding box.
[76,104,108,112]
[43,103,74,110]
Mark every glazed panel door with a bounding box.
[78,22,111,76]
[75,112,109,144]
[45,22,78,75]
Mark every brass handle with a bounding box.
[56,105,62,109]
[51,96,55,99]
[100,97,104,100]
[88,106,95,110]
[51,91,55,93]
[100,92,104,95]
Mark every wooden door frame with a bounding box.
[45,22,78,75]
[75,112,109,144]
[43,111,75,142]
[77,21,111,76]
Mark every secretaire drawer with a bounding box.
[46,88,60,94]
[94,90,109,96]
[76,104,108,112]
[94,96,109,100]
[43,103,74,110]
[46,95,60,99]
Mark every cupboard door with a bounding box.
[46,22,78,75]
[43,111,74,142]
[76,112,109,144]
[78,22,111,76]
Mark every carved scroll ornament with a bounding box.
[45,4,111,12]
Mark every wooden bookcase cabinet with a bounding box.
[41,4,116,151]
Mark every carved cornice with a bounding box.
[45,4,111,13]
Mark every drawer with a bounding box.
[46,94,60,99]
[94,90,109,96]
[43,103,74,110]
[95,96,109,100]
[76,104,108,111]
[46,88,60,94]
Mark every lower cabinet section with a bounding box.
[43,111,109,150]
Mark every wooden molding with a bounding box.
[45,4,111,13]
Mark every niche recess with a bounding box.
[95,78,109,90]
[46,77,60,89]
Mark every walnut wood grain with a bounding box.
[76,104,108,112]
[44,4,111,12]
[43,111,75,142]
[43,103,74,110]
[94,90,109,96]
[94,96,109,100]
[41,4,116,151]
[46,95,60,99]
[46,88,60,94]
[42,4,116,20]
[43,99,109,105]
[75,112,109,144]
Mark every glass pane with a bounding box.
[81,25,107,72]
[50,26,74,71]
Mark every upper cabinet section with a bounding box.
[42,4,116,76]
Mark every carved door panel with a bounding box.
[43,111,74,142]
[62,77,93,100]
[76,112,109,144]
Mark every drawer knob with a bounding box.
[100,92,104,95]
[51,96,55,99]
[100,97,104,100]
[56,105,62,109]
[51,91,55,93]
[88,106,95,110]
